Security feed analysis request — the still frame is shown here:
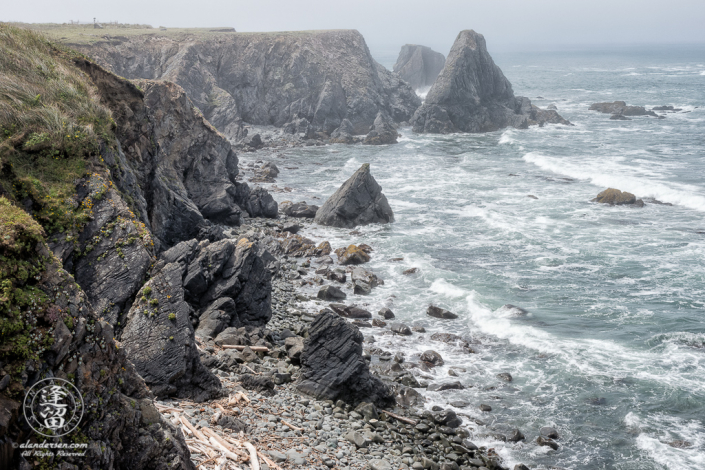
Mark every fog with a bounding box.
[5,0,705,54]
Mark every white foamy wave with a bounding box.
[429,279,467,298]
[523,152,705,213]
[499,130,517,145]
[415,86,432,100]
[626,412,705,469]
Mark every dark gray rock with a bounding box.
[427,382,464,392]
[540,426,560,439]
[330,118,357,144]
[314,163,394,228]
[280,201,319,218]
[497,372,513,382]
[329,304,372,319]
[411,30,570,134]
[318,285,347,301]
[393,44,446,90]
[121,261,221,401]
[378,307,395,319]
[537,436,559,450]
[508,429,526,442]
[240,374,275,396]
[590,101,658,117]
[243,133,263,148]
[297,312,394,407]
[390,323,412,336]
[353,280,372,295]
[420,350,444,366]
[427,305,459,320]
[246,187,278,218]
[285,336,305,363]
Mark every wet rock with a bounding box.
[282,222,301,234]
[420,350,444,366]
[537,436,559,450]
[280,201,320,218]
[246,187,278,218]
[297,312,394,407]
[508,429,526,442]
[427,305,458,320]
[427,382,464,392]
[497,372,513,382]
[592,188,643,206]
[434,409,462,428]
[540,426,560,440]
[590,101,658,117]
[480,404,492,412]
[378,307,395,319]
[353,280,372,295]
[243,133,263,148]
[403,267,419,275]
[351,266,383,287]
[318,285,347,301]
[514,465,530,470]
[390,323,413,336]
[314,164,394,228]
[326,268,347,283]
[338,244,372,265]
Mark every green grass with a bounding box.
[0,23,114,234]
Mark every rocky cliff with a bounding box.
[393,44,446,90]
[0,24,276,469]
[69,30,421,138]
[412,30,570,133]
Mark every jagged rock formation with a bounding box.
[70,30,421,139]
[411,30,570,133]
[363,112,400,145]
[314,164,394,228]
[0,200,194,470]
[297,312,394,407]
[393,44,446,90]
[74,59,276,254]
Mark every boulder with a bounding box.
[537,436,559,450]
[353,280,372,295]
[338,244,372,265]
[280,201,319,218]
[427,305,459,320]
[393,44,446,90]
[411,30,570,134]
[330,304,373,319]
[420,350,444,366]
[285,336,305,363]
[297,312,394,407]
[314,164,394,228]
[378,307,395,319]
[427,382,465,392]
[363,112,399,145]
[592,188,642,206]
[390,323,413,336]
[246,187,278,218]
[318,285,347,301]
[351,267,383,287]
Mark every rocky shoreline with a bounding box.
[156,210,542,470]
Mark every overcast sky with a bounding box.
[5,0,705,54]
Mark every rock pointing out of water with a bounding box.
[314,164,394,228]
[592,188,644,206]
[297,312,394,407]
[589,101,658,117]
[411,30,570,134]
[393,44,446,90]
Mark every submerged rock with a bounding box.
[314,163,394,228]
[411,30,570,134]
[590,101,658,117]
[297,312,394,407]
[393,44,446,90]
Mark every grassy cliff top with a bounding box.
[13,22,353,45]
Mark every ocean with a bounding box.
[247,44,705,469]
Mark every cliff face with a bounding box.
[393,44,446,90]
[71,30,421,137]
[412,30,570,133]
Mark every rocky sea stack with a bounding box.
[412,30,570,133]
[393,44,446,90]
[314,164,394,228]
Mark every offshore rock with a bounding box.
[73,30,420,137]
[280,201,319,218]
[393,44,446,90]
[411,30,570,134]
[592,188,642,206]
[314,164,394,228]
[363,112,400,145]
[297,312,394,407]
[590,101,658,117]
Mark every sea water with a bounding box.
[250,44,705,469]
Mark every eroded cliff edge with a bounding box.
[69,30,421,139]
